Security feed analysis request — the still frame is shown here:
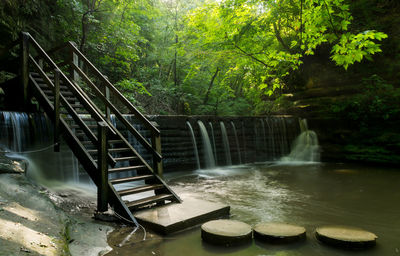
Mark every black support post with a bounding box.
[97,121,109,212]
[151,125,163,178]
[54,69,60,152]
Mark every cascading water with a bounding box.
[230,121,242,164]
[197,121,215,168]
[0,112,82,184]
[220,121,232,165]
[265,118,276,159]
[186,121,201,169]
[208,122,217,165]
[260,119,266,153]
[281,119,320,162]
[241,121,247,163]
[278,118,286,154]
[0,112,30,152]
[1,111,310,174]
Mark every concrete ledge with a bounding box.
[134,196,230,235]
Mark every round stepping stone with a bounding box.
[315,226,377,249]
[201,219,252,246]
[253,222,306,243]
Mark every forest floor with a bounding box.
[0,154,114,256]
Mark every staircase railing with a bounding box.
[22,32,116,158]
[20,32,138,224]
[43,41,163,177]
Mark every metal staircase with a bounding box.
[1,32,181,225]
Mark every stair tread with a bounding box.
[70,124,97,129]
[114,156,138,162]
[88,147,131,154]
[81,139,123,145]
[61,110,89,115]
[118,184,164,196]
[64,116,95,121]
[110,175,154,184]
[125,194,174,209]
[38,83,68,89]
[48,96,77,101]
[43,90,74,96]
[109,165,147,173]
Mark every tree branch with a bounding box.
[322,0,340,39]
[273,21,291,52]
[233,43,269,68]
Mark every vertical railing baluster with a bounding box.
[151,125,163,178]
[38,59,43,69]
[105,86,110,121]
[54,69,60,152]
[103,76,111,121]
[97,121,109,212]
[69,42,79,83]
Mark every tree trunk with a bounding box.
[203,67,220,105]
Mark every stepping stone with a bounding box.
[201,219,252,246]
[315,226,377,249]
[253,222,306,243]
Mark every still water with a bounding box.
[107,162,400,256]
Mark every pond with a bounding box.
[107,162,400,256]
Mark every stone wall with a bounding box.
[147,115,300,172]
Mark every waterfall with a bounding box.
[241,121,247,163]
[281,119,320,162]
[186,121,200,169]
[208,122,217,165]
[230,121,242,164]
[0,112,82,184]
[197,121,215,168]
[0,112,30,152]
[220,121,232,165]
[260,119,266,154]
[278,117,289,156]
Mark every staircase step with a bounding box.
[125,194,174,210]
[114,156,138,162]
[110,174,154,185]
[70,124,97,129]
[43,90,74,96]
[118,184,164,197]
[88,147,130,154]
[48,96,77,102]
[61,109,89,115]
[64,116,95,121]
[68,103,85,108]
[81,139,123,145]
[109,165,147,174]
[37,82,68,90]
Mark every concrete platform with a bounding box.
[134,195,230,235]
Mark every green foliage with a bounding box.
[331,31,388,69]
[0,0,391,116]
[183,0,387,114]
[329,75,400,124]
